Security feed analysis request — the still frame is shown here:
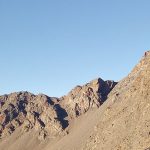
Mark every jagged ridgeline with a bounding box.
[0,79,117,140]
[1,51,150,150]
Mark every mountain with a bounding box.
[0,78,116,150]
[0,51,150,150]
[81,51,150,150]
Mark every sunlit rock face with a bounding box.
[61,78,117,119]
[0,78,117,140]
[0,92,65,140]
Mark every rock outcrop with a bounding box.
[0,92,66,140]
[61,78,117,119]
[0,79,117,140]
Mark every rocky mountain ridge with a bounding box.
[1,51,150,150]
[0,79,117,140]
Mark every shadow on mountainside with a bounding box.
[54,104,69,129]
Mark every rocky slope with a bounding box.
[0,92,63,140]
[61,78,117,119]
[0,51,150,150]
[44,51,150,150]
[82,51,150,150]
[0,78,116,142]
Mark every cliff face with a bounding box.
[0,78,117,141]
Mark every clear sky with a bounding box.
[0,0,150,97]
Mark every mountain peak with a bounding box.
[1,52,150,150]
[0,77,117,141]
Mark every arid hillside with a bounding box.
[0,76,116,150]
[0,51,150,150]
[82,51,150,150]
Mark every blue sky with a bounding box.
[0,0,150,97]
